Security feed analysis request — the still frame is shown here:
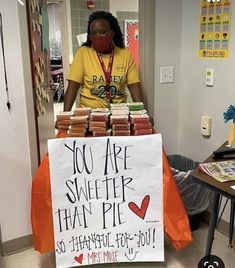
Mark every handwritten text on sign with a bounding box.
[48,134,163,267]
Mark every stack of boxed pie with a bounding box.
[127,102,144,112]
[56,102,153,137]
[127,102,153,135]
[56,111,74,133]
[110,103,130,136]
[89,108,110,137]
[68,115,89,137]
[130,114,153,135]
[74,107,91,117]
[67,107,91,137]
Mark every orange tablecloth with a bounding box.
[31,133,192,253]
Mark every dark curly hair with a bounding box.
[83,11,125,48]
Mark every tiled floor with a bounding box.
[2,224,234,268]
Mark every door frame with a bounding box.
[139,0,155,118]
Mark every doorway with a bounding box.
[47,0,65,122]
[45,0,156,129]
[47,0,73,122]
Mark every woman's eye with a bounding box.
[90,31,107,36]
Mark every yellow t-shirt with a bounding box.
[67,46,140,108]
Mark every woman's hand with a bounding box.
[128,82,143,103]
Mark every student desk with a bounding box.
[192,144,235,256]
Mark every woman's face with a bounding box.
[89,18,113,37]
[89,19,115,53]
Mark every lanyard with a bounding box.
[96,49,114,101]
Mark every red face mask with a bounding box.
[90,34,113,53]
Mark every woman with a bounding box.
[64,10,143,111]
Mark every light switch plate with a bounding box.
[160,66,174,83]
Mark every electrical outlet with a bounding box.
[201,116,212,136]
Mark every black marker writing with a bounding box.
[103,138,133,175]
[115,232,133,248]
[135,228,156,248]
[55,203,92,232]
[102,202,125,229]
[69,232,114,252]
[55,239,66,254]
[65,175,134,203]
[65,141,93,175]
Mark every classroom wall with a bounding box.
[0,1,38,242]
[155,0,235,162]
[179,0,235,162]
[154,0,234,223]
[179,0,235,225]
[154,0,182,154]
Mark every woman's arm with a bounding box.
[63,80,81,111]
[127,82,143,102]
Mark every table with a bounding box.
[192,143,235,256]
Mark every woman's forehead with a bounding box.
[90,19,111,30]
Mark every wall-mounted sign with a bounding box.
[199,0,232,58]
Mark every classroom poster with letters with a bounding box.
[199,0,232,58]
[48,134,164,267]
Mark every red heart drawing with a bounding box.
[74,254,83,264]
[128,195,150,219]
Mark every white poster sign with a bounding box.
[48,134,164,267]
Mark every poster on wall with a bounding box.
[125,20,139,68]
[48,134,164,267]
[28,0,51,115]
[198,0,232,58]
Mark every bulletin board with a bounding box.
[124,20,139,68]
[198,0,232,58]
[27,0,51,115]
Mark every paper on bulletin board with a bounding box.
[48,134,164,267]
[125,20,139,68]
[198,0,232,58]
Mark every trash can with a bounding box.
[167,154,211,231]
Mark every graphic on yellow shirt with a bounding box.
[199,0,232,58]
[91,84,123,100]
